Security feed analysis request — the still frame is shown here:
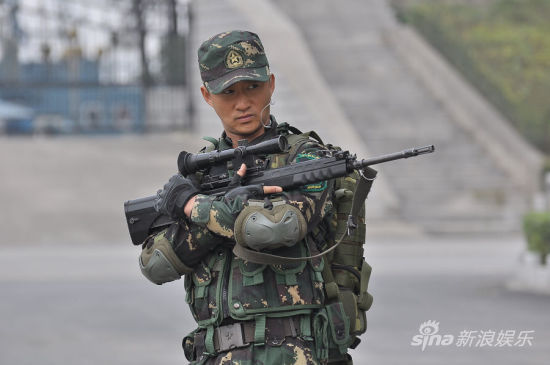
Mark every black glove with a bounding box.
[154,174,199,219]
[224,171,264,205]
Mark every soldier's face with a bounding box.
[201,74,275,142]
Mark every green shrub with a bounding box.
[395,0,550,154]
[523,212,550,265]
[541,157,550,186]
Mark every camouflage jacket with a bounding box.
[157,118,335,327]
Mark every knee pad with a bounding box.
[234,201,307,251]
[140,233,192,285]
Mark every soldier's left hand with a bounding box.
[231,164,282,193]
[224,164,282,203]
[183,164,282,217]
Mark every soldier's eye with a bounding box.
[222,89,234,95]
[248,83,259,90]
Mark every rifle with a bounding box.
[124,136,434,245]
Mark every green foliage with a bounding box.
[542,157,550,184]
[397,0,550,154]
[523,212,550,265]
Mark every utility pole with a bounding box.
[1,0,22,82]
[132,0,152,87]
[185,0,195,130]
[168,0,178,35]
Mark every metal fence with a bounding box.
[0,0,193,135]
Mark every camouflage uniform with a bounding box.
[141,31,367,364]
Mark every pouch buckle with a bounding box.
[215,323,246,351]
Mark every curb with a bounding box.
[507,251,550,296]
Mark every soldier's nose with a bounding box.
[235,97,251,111]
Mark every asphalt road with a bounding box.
[2,234,548,365]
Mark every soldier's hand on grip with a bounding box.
[224,164,282,205]
[154,174,199,219]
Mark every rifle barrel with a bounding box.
[353,145,434,169]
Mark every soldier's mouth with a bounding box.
[236,114,255,122]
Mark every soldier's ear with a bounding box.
[200,85,214,107]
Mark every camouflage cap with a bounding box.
[198,30,271,94]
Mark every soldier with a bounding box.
[139,30,372,364]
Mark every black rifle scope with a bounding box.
[177,135,288,176]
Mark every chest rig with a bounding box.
[184,122,374,359]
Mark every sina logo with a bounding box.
[411,320,454,351]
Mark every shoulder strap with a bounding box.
[277,122,324,147]
[232,167,377,265]
[303,130,324,145]
[270,125,324,168]
[285,134,312,163]
[286,133,325,164]
[201,136,219,151]
[276,122,302,136]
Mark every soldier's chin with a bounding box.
[236,123,263,137]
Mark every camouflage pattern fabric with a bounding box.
[183,122,332,321]
[191,337,319,365]
[198,30,271,94]
[189,122,333,243]
[143,119,359,364]
[162,219,229,269]
[189,189,332,241]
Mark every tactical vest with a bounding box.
[271,123,374,351]
[184,122,373,357]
